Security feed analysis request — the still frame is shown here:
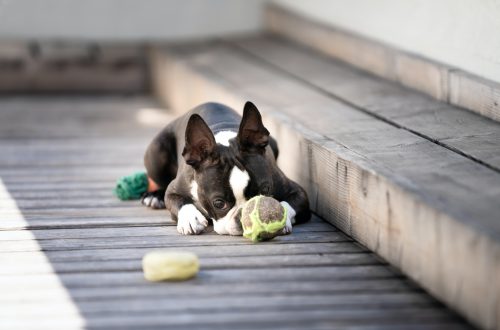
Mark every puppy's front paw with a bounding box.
[213,207,243,236]
[279,201,296,236]
[177,204,208,235]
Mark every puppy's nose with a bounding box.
[260,184,271,195]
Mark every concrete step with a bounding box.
[150,36,500,330]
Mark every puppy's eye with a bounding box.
[258,142,268,148]
[212,199,227,210]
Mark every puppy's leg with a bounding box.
[278,181,311,235]
[143,130,178,210]
[166,191,208,235]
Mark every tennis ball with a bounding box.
[241,195,287,242]
[142,251,199,282]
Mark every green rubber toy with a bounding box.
[113,171,148,200]
[241,195,287,242]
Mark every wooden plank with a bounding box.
[231,36,500,171]
[266,3,500,124]
[394,52,449,101]
[0,163,142,175]
[2,253,381,275]
[2,197,139,210]
[0,218,334,240]
[1,181,117,191]
[0,278,420,304]
[449,70,500,122]
[153,42,494,329]
[0,96,159,139]
[0,278,420,302]
[0,242,363,262]
[0,266,399,288]
[3,307,464,330]
[0,231,352,252]
[0,214,170,231]
[0,293,439,316]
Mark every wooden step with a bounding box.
[265,3,500,124]
[150,36,500,330]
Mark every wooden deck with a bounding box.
[0,96,471,329]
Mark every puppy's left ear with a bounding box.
[182,114,217,168]
[237,101,270,152]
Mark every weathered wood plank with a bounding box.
[0,231,352,252]
[0,293,439,317]
[0,219,334,241]
[0,266,399,288]
[0,278,420,302]
[266,3,500,125]
[2,197,139,210]
[0,96,160,139]
[1,215,170,231]
[1,253,380,275]
[3,307,464,330]
[449,70,500,122]
[231,36,500,171]
[0,166,141,177]
[0,242,363,263]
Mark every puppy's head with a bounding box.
[182,102,276,234]
[182,114,247,230]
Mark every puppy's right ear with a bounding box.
[182,114,216,168]
[237,101,270,152]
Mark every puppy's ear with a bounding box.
[237,101,270,151]
[182,114,216,168]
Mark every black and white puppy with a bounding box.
[142,101,310,235]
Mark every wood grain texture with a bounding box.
[0,96,469,329]
[151,41,492,329]
[449,70,500,122]
[231,36,500,171]
[265,3,500,124]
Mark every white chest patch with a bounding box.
[212,166,250,236]
[214,131,237,147]
[229,166,250,207]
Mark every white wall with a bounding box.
[0,0,268,41]
[273,0,500,84]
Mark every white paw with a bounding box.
[279,201,296,236]
[213,207,243,236]
[177,204,208,235]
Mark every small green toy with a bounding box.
[241,195,287,242]
[113,171,148,200]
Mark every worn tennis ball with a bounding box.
[241,195,287,242]
[142,251,199,281]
